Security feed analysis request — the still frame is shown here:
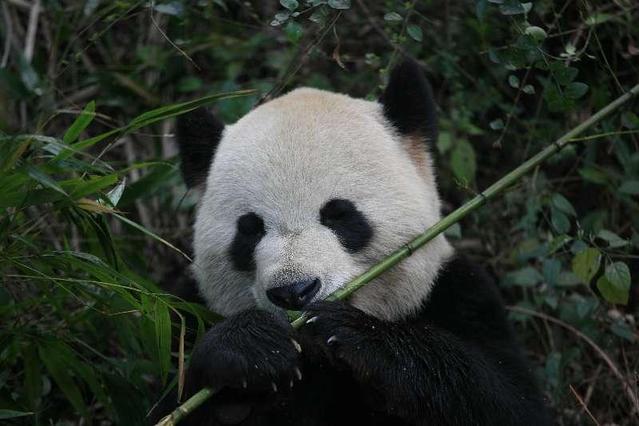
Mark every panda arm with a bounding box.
[149,309,303,426]
[303,257,550,425]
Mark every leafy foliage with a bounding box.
[0,0,638,425]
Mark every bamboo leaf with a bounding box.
[0,410,34,419]
[113,213,192,261]
[26,166,68,196]
[63,101,96,144]
[38,342,88,417]
[155,300,172,385]
[54,90,255,161]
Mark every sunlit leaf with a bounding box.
[571,247,601,284]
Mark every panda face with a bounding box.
[180,62,453,321]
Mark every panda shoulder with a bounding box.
[418,254,510,333]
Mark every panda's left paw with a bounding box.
[302,301,391,377]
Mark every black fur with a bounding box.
[176,107,225,188]
[229,213,266,271]
[380,59,438,142]
[151,255,552,425]
[319,199,373,253]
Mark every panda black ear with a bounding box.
[175,107,225,188]
[380,58,438,142]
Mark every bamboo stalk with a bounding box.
[156,83,639,426]
[155,388,215,426]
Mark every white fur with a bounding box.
[191,88,453,321]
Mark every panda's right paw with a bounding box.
[185,309,303,396]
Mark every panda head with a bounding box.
[177,60,453,321]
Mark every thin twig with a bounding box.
[569,384,600,425]
[158,82,639,426]
[148,1,200,70]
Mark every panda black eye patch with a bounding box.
[229,212,266,271]
[320,199,373,253]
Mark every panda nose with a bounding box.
[266,278,321,310]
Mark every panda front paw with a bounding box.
[302,301,393,379]
[187,309,302,394]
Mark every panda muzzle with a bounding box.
[266,278,321,310]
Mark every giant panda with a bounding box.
[152,59,552,426]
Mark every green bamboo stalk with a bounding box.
[155,388,215,426]
[156,82,639,426]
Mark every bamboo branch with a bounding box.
[156,82,639,426]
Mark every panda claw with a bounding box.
[290,380,294,389]
[294,366,302,381]
[291,338,302,353]
[306,316,319,324]
[271,382,278,392]
[242,379,248,389]
[327,335,339,346]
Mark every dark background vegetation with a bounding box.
[1,0,638,424]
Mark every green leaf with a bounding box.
[384,12,402,21]
[547,234,572,254]
[284,21,304,43]
[621,111,639,129]
[551,64,579,85]
[525,26,547,41]
[327,0,350,9]
[610,321,636,342]
[507,266,542,287]
[565,82,589,99]
[579,167,608,184]
[407,25,423,42]
[280,0,299,10]
[619,180,639,195]
[585,12,614,26]
[489,118,504,130]
[508,75,520,88]
[0,410,34,419]
[68,174,119,199]
[571,247,601,284]
[597,275,629,305]
[38,342,88,417]
[54,89,255,162]
[63,101,96,144]
[155,300,172,384]
[26,166,68,196]
[499,1,532,15]
[544,84,573,112]
[597,229,628,248]
[522,84,535,94]
[605,262,631,291]
[550,207,570,234]
[436,131,452,154]
[552,193,576,216]
[271,11,290,26]
[153,2,184,16]
[542,258,561,286]
[556,271,581,287]
[450,139,476,184]
[113,213,191,261]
